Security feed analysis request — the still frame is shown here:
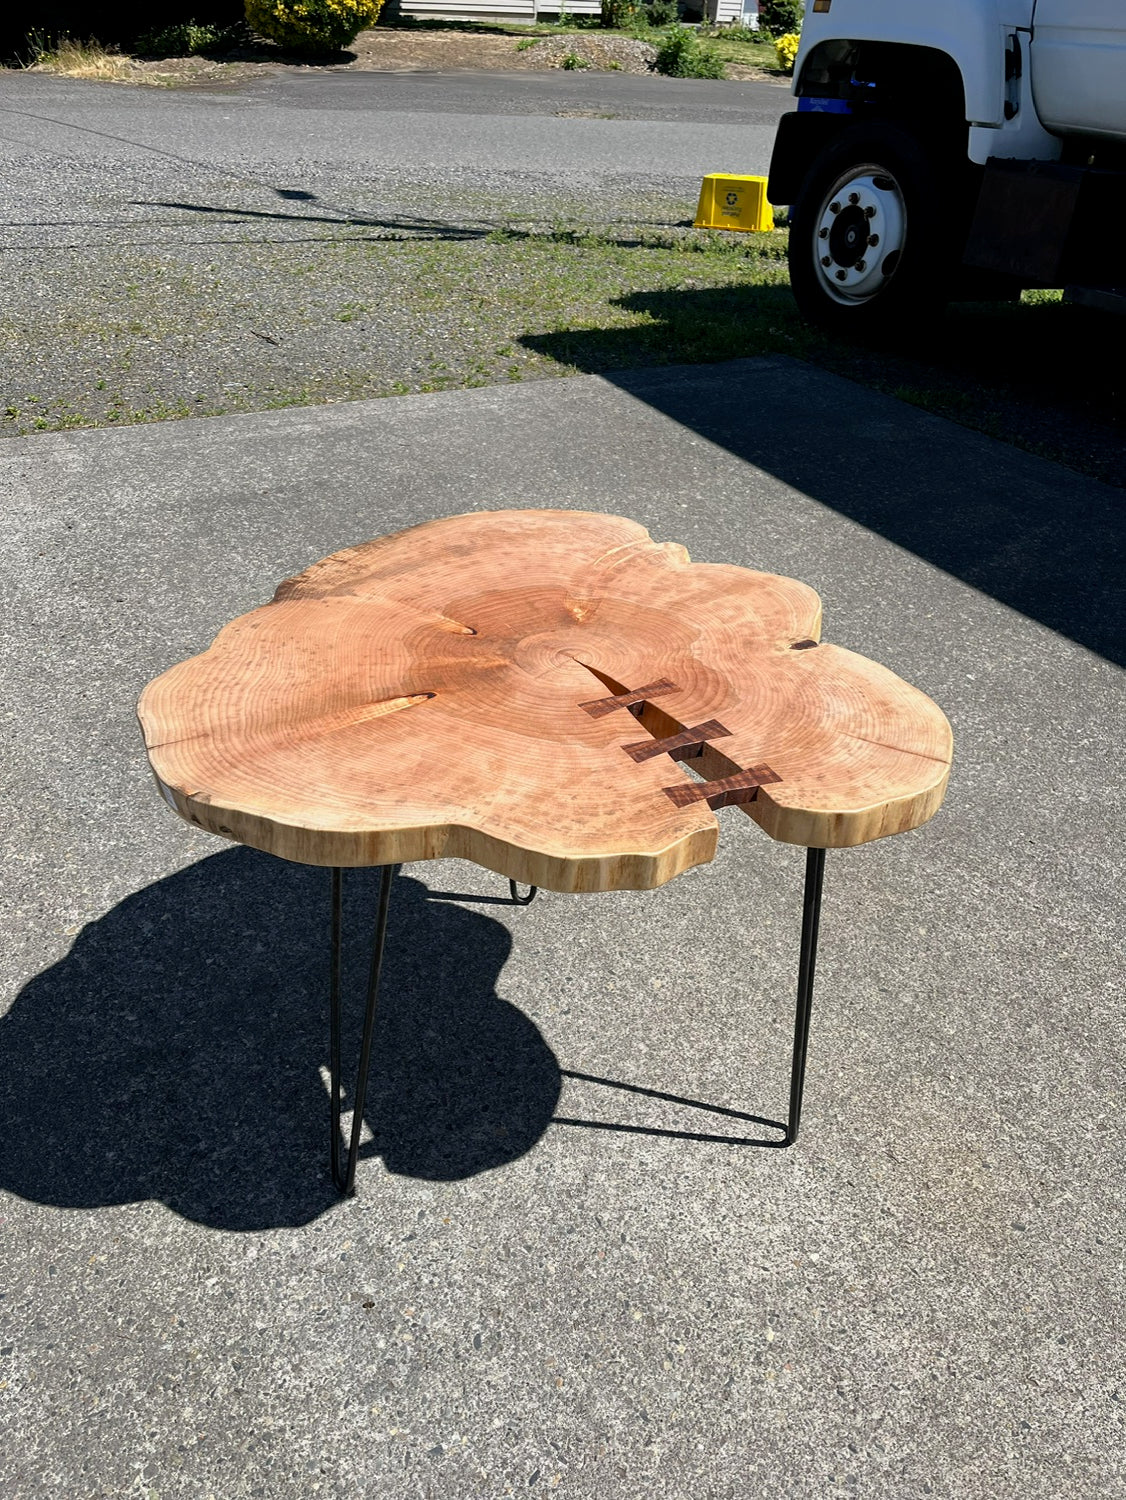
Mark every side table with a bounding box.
[139,510,952,1194]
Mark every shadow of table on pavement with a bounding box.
[0,850,561,1231]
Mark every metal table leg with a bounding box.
[329,864,395,1197]
[324,849,824,1194]
[785,846,826,1146]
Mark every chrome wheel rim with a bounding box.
[812,164,907,306]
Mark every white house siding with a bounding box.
[398,0,537,21]
[397,0,752,20]
[705,0,756,20]
[534,1,603,14]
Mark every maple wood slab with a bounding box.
[139,510,952,892]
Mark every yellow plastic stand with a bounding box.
[693,174,774,233]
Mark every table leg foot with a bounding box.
[508,880,538,906]
[329,864,395,1196]
[784,846,825,1147]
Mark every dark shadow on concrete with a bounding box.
[0,850,561,1231]
[522,287,1126,666]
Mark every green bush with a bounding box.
[654,24,724,78]
[601,0,640,26]
[757,0,803,38]
[244,0,383,53]
[645,0,679,26]
[135,20,247,55]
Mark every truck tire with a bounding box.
[788,121,970,338]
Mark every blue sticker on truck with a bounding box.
[798,97,853,114]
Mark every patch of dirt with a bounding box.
[724,62,783,82]
[343,29,773,78]
[514,35,657,73]
[134,53,276,84]
[339,28,658,74]
[340,27,542,71]
[17,26,788,86]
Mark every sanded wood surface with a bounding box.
[138,510,952,891]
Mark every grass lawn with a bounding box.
[1,204,1119,485]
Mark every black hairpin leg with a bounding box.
[329,864,395,1196]
[785,846,826,1146]
[509,880,538,906]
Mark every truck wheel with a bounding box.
[788,122,966,337]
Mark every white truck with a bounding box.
[767,1,1126,331]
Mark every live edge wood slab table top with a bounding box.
[138,509,952,894]
[139,509,954,1185]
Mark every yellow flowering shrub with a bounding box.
[775,32,801,74]
[245,0,384,53]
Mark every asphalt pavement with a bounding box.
[1,357,1123,1498]
[258,65,794,125]
[0,69,791,225]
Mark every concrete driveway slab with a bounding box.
[1,360,1123,1498]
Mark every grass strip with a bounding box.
[1,219,1119,485]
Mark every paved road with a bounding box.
[1,360,1123,1498]
[0,70,792,237]
[268,65,794,124]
